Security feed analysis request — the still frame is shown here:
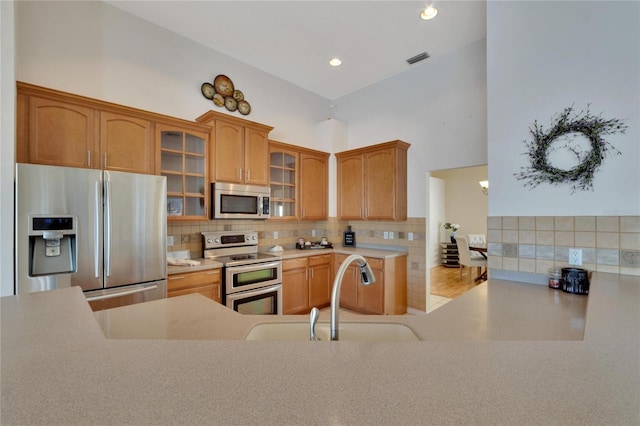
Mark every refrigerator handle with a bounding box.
[94,181,101,278]
[85,285,158,302]
[104,176,112,277]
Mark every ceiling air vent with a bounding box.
[406,52,430,65]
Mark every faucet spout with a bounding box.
[330,254,376,340]
[309,307,321,341]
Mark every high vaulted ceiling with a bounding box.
[106,1,486,100]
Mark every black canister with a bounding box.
[561,267,590,295]
[343,225,355,247]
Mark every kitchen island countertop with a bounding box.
[1,272,638,425]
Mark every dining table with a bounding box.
[469,244,488,281]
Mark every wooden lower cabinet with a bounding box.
[333,253,407,315]
[308,254,333,308]
[167,268,222,303]
[282,258,309,314]
[282,254,332,314]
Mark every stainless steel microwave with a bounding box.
[211,182,270,219]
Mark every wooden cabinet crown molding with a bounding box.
[334,139,411,159]
[17,81,212,133]
[269,140,330,159]
[195,109,273,133]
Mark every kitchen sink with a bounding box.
[244,322,420,341]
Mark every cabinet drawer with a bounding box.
[364,257,384,270]
[168,269,221,292]
[283,257,308,271]
[309,253,332,267]
[335,254,383,270]
[169,283,221,302]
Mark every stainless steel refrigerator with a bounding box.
[15,163,167,310]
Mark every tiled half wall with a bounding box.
[487,216,640,283]
[167,217,428,311]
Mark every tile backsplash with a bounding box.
[167,217,427,311]
[487,216,640,281]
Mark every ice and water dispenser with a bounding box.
[28,216,77,277]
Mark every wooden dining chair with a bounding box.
[455,235,487,283]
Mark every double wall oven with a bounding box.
[202,230,282,315]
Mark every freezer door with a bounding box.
[85,279,167,312]
[15,164,103,293]
[103,171,166,288]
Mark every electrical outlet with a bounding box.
[167,236,174,246]
[389,231,394,239]
[569,248,582,265]
[311,229,316,237]
[408,232,414,241]
[273,231,278,239]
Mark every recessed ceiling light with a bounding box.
[420,5,438,20]
[329,57,342,67]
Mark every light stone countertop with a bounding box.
[167,258,223,275]
[166,247,406,274]
[277,246,408,260]
[1,273,638,425]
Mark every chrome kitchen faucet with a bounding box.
[330,254,376,340]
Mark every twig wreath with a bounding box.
[514,105,626,192]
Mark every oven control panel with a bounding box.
[202,230,258,250]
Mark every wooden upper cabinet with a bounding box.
[336,140,409,221]
[300,152,329,220]
[269,140,329,221]
[100,112,154,174]
[244,127,270,185]
[196,110,273,186]
[365,148,397,220]
[336,154,365,220]
[158,123,209,221]
[269,144,299,220]
[213,120,245,183]
[23,96,96,168]
[16,82,206,178]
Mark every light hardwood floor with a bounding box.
[430,264,487,299]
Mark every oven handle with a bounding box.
[226,261,282,273]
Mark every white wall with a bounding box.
[487,1,640,217]
[315,119,348,218]
[1,1,16,298]
[335,39,488,218]
[14,1,330,147]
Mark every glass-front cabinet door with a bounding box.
[269,145,298,220]
[158,124,208,220]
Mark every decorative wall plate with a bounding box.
[201,82,214,100]
[201,74,252,115]
[212,93,224,107]
[224,96,238,112]
[237,100,251,115]
[213,75,234,97]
